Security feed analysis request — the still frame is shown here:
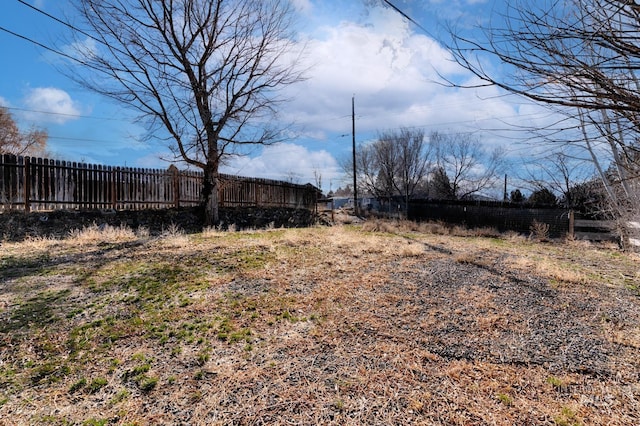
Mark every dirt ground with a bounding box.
[0,219,639,425]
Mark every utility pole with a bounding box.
[503,174,508,202]
[352,96,358,216]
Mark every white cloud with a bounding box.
[23,87,82,124]
[63,38,98,60]
[221,143,340,189]
[134,151,175,169]
[291,0,313,14]
[283,4,518,143]
[44,38,98,67]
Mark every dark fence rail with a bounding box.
[0,154,318,212]
[408,199,570,238]
[409,199,638,248]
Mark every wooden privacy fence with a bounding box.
[0,154,319,212]
[408,199,570,237]
[409,199,639,249]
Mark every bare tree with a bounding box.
[312,168,322,192]
[0,107,48,157]
[430,132,505,199]
[446,0,640,242]
[68,0,305,224]
[351,128,432,214]
[381,128,432,212]
[349,139,390,202]
[447,1,640,122]
[521,150,594,207]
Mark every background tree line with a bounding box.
[445,0,640,231]
[338,125,615,217]
[340,128,507,212]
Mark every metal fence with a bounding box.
[0,154,318,212]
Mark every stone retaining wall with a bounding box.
[0,207,317,242]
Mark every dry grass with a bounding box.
[1,220,639,425]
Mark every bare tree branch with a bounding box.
[66,0,305,224]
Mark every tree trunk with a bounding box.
[202,160,219,226]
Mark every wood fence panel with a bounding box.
[0,155,318,212]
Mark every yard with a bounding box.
[0,220,639,425]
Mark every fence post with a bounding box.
[111,167,117,210]
[169,165,180,208]
[569,210,575,238]
[23,157,31,212]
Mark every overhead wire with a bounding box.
[380,0,433,37]
[14,0,105,47]
[0,25,98,70]
[3,0,559,154]
[3,106,127,122]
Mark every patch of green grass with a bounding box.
[227,328,252,344]
[82,418,108,426]
[217,317,234,340]
[190,390,203,402]
[109,389,130,405]
[94,262,207,311]
[88,377,108,393]
[196,350,210,366]
[497,393,513,406]
[68,316,125,355]
[130,363,151,376]
[276,309,300,322]
[1,289,71,333]
[136,375,158,392]
[553,406,582,426]
[546,376,566,389]
[30,362,70,385]
[0,253,52,279]
[122,354,157,392]
[69,377,87,393]
[65,308,84,319]
[209,247,276,273]
[108,358,122,374]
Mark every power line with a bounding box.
[15,0,104,47]
[0,25,102,72]
[10,0,136,72]
[5,106,128,122]
[1,25,78,63]
[380,0,433,38]
[47,135,138,145]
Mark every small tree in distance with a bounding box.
[68,0,305,225]
[0,107,48,157]
[430,166,455,200]
[510,189,525,204]
[430,131,505,200]
[352,128,432,214]
[528,187,557,207]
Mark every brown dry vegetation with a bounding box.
[0,219,639,425]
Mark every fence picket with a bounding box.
[0,154,318,212]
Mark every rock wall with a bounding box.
[0,207,317,242]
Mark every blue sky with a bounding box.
[1,0,542,192]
